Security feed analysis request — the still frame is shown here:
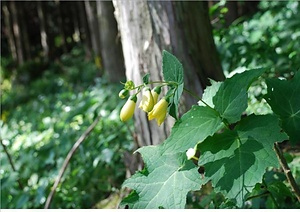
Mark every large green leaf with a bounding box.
[265,72,300,143]
[122,146,203,209]
[162,51,184,119]
[213,68,266,123]
[162,105,224,153]
[198,115,287,207]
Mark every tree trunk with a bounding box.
[113,0,224,149]
[10,0,24,65]
[84,0,101,58]
[2,2,17,62]
[96,0,125,83]
[77,1,92,59]
[55,0,68,53]
[37,1,49,60]
[18,2,31,60]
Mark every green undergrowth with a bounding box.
[1,48,133,208]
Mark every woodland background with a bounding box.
[1,0,300,209]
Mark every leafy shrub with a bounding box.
[120,51,300,209]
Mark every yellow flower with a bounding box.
[139,87,154,112]
[148,98,168,126]
[120,95,137,122]
[151,86,162,105]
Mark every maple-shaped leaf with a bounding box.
[162,105,224,153]
[122,146,203,208]
[198,115,287,207]
[213,68,266,123]
[265,72,300,143]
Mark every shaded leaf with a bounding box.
[265,72,300,143]
[199,115,287,207]
[213,68,266,123]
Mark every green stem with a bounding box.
[183,88,210,108]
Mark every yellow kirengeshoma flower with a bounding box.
[148,98,169,126]
[151,86,162,105]
[139,87,154,112]
[120,95,137,122]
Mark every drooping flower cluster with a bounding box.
[119,84,169,126]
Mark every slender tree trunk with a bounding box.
[224,1,239,26]
[37,1,49,60]
[10,0,24,65]
[55,0,67,53]
[96,0,125,83]
[84,0,101,58]
[113,1,224,149]
[2,3,17,62]
[18,2,31,60]
[77,1,92,58]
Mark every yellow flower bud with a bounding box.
[119,89,129,99]
[148,98,168,126]
[151,86,161,105]
[139,87,154,112]
[120,96,137,122]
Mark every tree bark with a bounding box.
[10,0,24,65]
[113,0,224,149]
[96,0,125,83]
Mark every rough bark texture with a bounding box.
[113,1,224,150]
[96,0,125,83]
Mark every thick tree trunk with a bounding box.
[2,3,17,62]
[10,1,24,65]
[96,0,125,83]
[113,1,224,149]
[37,1,49,60]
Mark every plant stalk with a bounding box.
[44,114,101,209]
[274,142,300,202]
[0,139,24,190]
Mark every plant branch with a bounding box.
[0,139,24,190]
[44,114,102,209]
[274,142,300,202]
